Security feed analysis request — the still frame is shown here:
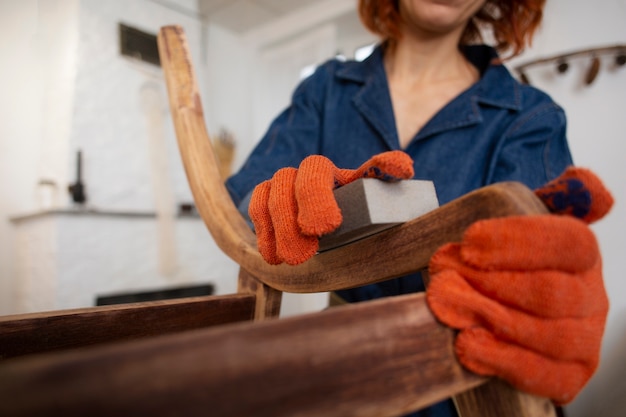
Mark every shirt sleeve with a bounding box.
[225,65,331,208]
[488,101,574,190]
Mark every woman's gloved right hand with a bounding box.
[249,151,414,265]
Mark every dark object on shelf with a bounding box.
[556,60,569,74]
[178,202,197,216]
[96,283,214,306]
[68,150,87,204]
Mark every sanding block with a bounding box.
[318,178,439,251]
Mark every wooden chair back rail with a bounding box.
[0,292,553,417]
[0,294,255,359]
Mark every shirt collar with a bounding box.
[336,43,522,112]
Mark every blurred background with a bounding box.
[0,1,624,415]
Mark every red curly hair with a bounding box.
[358,0,545,59]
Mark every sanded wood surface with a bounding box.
[0,292,557,417]
[0,294,254,359]
[454,379,557,417]
[0,293,484,417]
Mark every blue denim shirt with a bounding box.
[226,44,573,417]
[227,44,572,208]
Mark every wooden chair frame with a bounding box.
[0,25,557,417]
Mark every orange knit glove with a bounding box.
[249,151,414,265]
[426,167,614,404]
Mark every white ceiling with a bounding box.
[198,0,322,33]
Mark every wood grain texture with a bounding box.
[238,269,282,320]
[0,294,255,359]
[0,294,484,417]
[455,379,557,417]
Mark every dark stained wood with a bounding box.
[238,269,282,320]
[0,294,255,359]
[454,379,557,417]
[0,293,485,417]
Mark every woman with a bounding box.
[226,1,607,416]
[227,0,570,291]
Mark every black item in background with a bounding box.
[68,150,87,204]
[96,283,214,306]
[119,23,161,66]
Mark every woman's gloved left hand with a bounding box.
[426,167,614,404]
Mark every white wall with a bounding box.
[203,23,254,171]
[69,0,202,211]
[0,0,80,314]
[335,8,377,60]
[1,0,242,314]
[13,212,236,311]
